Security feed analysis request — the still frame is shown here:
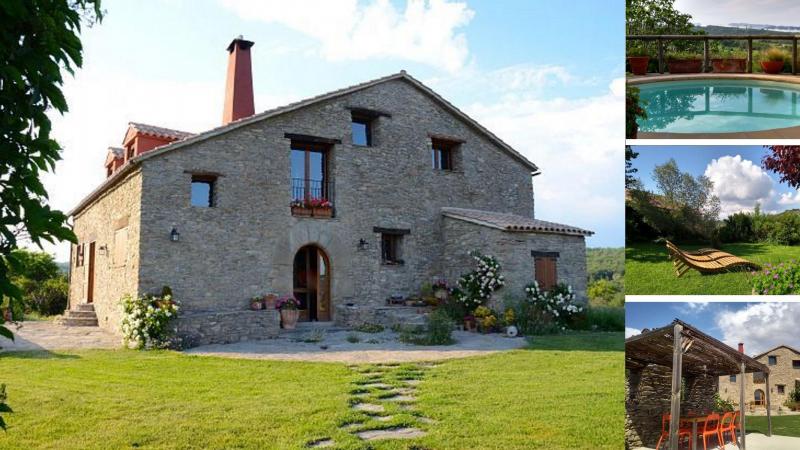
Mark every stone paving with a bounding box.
[0,321,119,352]
[306,362,436,448]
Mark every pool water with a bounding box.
[636,79,800,133]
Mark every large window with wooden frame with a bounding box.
[431,138,459,171]
[290,141,331,204]
[533,251,558,291]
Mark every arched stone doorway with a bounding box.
[293,245,331,322]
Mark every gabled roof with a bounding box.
[104,147,124,165]
[126,122,195,142]
[70,71,538,216]
[754,345,800,360]
[441,207,593,236]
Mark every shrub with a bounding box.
[504,295,561,336]
[752,261,800,295]
[354,323,384,333]
[626,86,647,139]
[714,393,735,413]
[399,309,454,346]
[346,333,361,343]
[451,251,505,310]
[579,307,625,332]
[764,47,790,62]
[525,282,583,326]
[587,278,623,307]
[121,292,180,349]
[28,276,68,316]
[718,212,755,243]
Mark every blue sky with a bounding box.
[630,145,800,218]
[39,0,625,261]
[626,301,800,356]
[675,0,800,28]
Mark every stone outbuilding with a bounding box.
[66,37,592,346]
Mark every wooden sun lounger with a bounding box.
[665,241,761,277]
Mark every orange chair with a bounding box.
[656,413,693,450]
[719,412,737,447]
[700,413,721,450]
[732,411,741,439]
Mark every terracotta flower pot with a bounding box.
[668,59,703,74]
[291,206,312,217]
[280,309,300,329]
[263,294,277,310]
[627,56,650,75]
[250,301,263,311]
[761,60,785,74]
[312,207,333,218]
[464,319,477,332]
[711,58,746,73]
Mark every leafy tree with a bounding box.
[0,0,101,330]
[587,279,623,308]
[626,0,704,54]
[763,145,800,189]
[625,146,639,188]
[0,0,103,430]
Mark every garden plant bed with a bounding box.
[0,332,622,449]
[626,242,800,295]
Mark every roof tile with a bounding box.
[441,207,593,236]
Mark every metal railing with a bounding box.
[627,34,800,74]
[291,178,334,204]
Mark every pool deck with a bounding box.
[628,73,800,139]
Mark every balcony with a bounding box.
[291,178,335,218]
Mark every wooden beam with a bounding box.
[794,38,798,75]
[372,227,411,235]
[747,38,753,73]
[284,133,342,145]
[766,372,772,437]
[669,323,683,450]
[740,362,747,450]
[658,39,665,74]
[703,38,709,73]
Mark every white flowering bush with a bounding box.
[121,292,179,349]
[451,251,505,310]
[524,282,582,328]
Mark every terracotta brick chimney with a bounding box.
[222,36,255,125]
[738,343,744,353]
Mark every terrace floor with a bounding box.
[634,432,800,450]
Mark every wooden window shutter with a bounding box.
[534,256,558,291]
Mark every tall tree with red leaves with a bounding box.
[763,146,800,189]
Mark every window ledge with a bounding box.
[381,261,405,267]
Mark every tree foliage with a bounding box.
[626,0,704,54]
[0,0,102,340]
[625,146,639,188]
[763,146,800,189]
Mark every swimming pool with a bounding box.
[636,79,800,133]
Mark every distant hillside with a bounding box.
[729,23,800,32]
[695,25,795,36]
[587,247,624,281]
[57,261,70,275]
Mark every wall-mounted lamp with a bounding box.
[357,238,369,251]
[98,244,108,256]
[170,226,180,242]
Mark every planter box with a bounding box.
[711,58,746,73]
[291,206,312,217]
[668,59,703,74]
[627,56,650,75]
[761,60,785,74]
[312,207,333,218]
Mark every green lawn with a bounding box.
[0,333,623,449]
[747,415,800,438]
[626,242,800,295]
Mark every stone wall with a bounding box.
[718,346,800,411]
[176,310,280,346]
[440,216,588,304]
[136,78,543,323]
[70,169,143,336]
[626,365,717,449]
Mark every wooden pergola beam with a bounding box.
[669,323,683,450]
[740,362,747,450]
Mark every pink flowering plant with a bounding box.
[121,291,179,349]
[451,251,505,310]
[275,294,300,310]
[291,197,333,209]
[752,261,800,295]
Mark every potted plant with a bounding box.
[463,314,477,332]
[711,48,747,73]
[473,305,496,334]
[432,280,449,301]
[308,197,333,218]
[263,293,278,309]
[667,52,703,74]
[503,308,518,337]
[761,47,788,74]
[627,47,650,76]
[276,294,301,329]
[290,199,312,217]
[249,296,263,310]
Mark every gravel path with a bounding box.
[185,329,526,363]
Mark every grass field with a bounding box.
[747,415,800,438]
[0,333,622,449]
[626,242,800,295]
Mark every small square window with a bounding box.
[351,114,372,146]
[191,175,216,207]
[381,234,403,265]
[769,355,778,366]
[729,375,736,382]
[793,360,800,369]
[778,385,786,394]
[431,138,459,171]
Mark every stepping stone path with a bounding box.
[305,362,438,447]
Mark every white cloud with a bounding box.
[704,154,800,217]
[716,302,800,356]
[626,327,641,338]
[219,0,474,72]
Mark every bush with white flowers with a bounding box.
[121,292,179,349]
[524,282,582,327]
[451,251,505,310]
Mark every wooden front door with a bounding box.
[293,245,331,322]
[87,242,96,303]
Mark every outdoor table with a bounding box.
[681,415,709,450]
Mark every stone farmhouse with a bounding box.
[719,344,800,411]
[66,37,592,345]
